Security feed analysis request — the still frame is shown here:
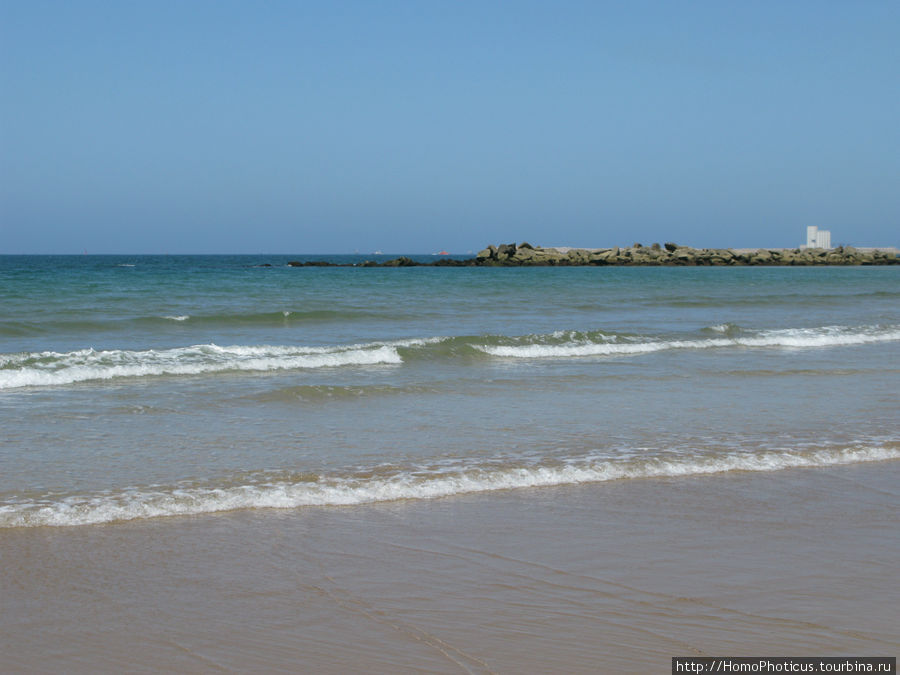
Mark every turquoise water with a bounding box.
[1,255,898,526]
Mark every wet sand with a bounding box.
[2,461,897,673]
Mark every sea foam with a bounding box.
[2,445,896,528]
[2,325,896,389]
[476,325,900,359]
[0,342,405,389]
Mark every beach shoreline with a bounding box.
[3,461,897,673]
[2,258,897,673]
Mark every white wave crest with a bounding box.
[163,315,190,321]
[2,445,896,528]
[477,325,900,359]
[0,342,403,389]
[740,325,900,348]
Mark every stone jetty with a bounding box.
[470,242,899,266]
[283,242,898,268]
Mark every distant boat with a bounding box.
[373,250,383,255]
[435,251,450,255]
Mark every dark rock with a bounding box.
[432,257,475,266]
[664,242,678,252]
[381,256,418,267]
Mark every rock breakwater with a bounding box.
[281,243,897,268]
[471,242,899,266]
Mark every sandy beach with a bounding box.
[3,460,897,673]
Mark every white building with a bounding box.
[805,226,831,249]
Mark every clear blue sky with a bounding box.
[2,0,898,253]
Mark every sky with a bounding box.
[1,1,898,254]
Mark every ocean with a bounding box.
[1,255,898,671]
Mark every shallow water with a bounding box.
[1,256,898,669]
[2,465,897,672]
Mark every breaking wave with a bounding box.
[0,341,416,389]
[474,324,900,359]
[2,445,896,527]
[2,325,896,389]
